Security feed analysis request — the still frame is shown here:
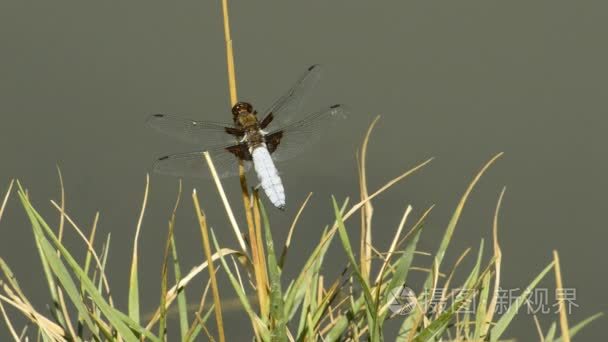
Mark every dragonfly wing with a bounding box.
[146,114,239,146]
[260,64,322,129]
[265,104,348,162]
[153,144,252,179]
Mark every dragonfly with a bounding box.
[146,64,347,210]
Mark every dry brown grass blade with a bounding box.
[554,250,571,342]
[185,276,213,340]
[244,191,268,317]
[0,179,14,223]
[484,187,505,335]
[359,116,380,283]
[345,158,433,224]
[374,205,412,284]
[300,158,433,277]
[279,192,313,268]
[144,247,239,330]
[49,200,114,307]
[86,212,100,267]
[203,151,248,253]
[0,291,65,340]
[56,286,77,340]
[395,205,435,251]
[0,298,19,341]
[128,173,149,323]
[230,255,245,291]
[435,247,471,318]
[193,189,226,342]
[55,166,66,243]
[251,190,269,318]
[438,153,505,270]
[239,165,256,242]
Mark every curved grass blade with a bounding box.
[545,322,557,341]
[17,189,144,341]
[555,313,603,342]
[210,230,270,341]
[129,175,149,325]
[490,261,555,342]
[378,227,422,324]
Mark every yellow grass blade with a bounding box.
[128,174,150,324]
[55,165,66,243]
[553,250,570,342]
[203,151,248,253]
[0,180,14,225]
[483,187,506,336]
[221,0,237,105]
[279,192,313,269]
[193,189,225,342]
[0,290,21,341]
[359,116,380,283]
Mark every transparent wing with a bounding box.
[265,104,348,162]
[152,144,252,179]
[146,114,238,146]
[261,64,322,129]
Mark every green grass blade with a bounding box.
[81,213,99,291]
[378,228,422,324]
[325,295,366,340]
[128,256,140,325]
[110,308,162,342]
[473,271,491,340]
[210,229,271,341]
[332,196,379,339]
[17,190,143,341]
[412,288,478,342]
[545,321,557,341]
[424,153,502,290]
[171,235,189,339]
[284,225,332,321]
[18,191,97,335]
[555,312,603,342]
[159,223,173,340]
[413,262,493,342]
[463,239,484,290]
[490,261,554,341]
[259,201,287,341]
[128,175,149,324]
[89,233,111,336]
[284,197,345,321]
[186,302,216,342]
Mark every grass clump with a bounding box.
[0,129,601,341]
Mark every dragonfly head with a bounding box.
[232,102,254,121]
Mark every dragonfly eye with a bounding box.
[231,102,254,117]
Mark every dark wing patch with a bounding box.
[225,127,244,137]
[225,144,252,161]
[259,112,274,129]
[265,131,284,154]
